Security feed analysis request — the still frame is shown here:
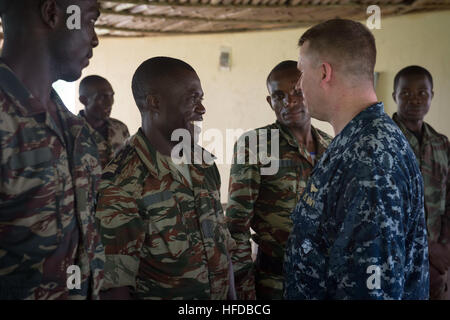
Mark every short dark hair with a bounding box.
[298,19,376,83]
[131,56,196,111]
[266,60,298,88]
[79,75,109,97]
[393,65,433,92]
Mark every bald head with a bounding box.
[1,0,100,83]
[79,75,110,97]
[266,60,298,89]
[132,57,196,111]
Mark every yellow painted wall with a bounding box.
[75,10,450,197]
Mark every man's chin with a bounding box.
[59,70,82,83]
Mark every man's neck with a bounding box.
[85,115,107,130]
[398,114,424,136]
[289,121,316,153]
[329,89,378,136]
[1,43,55,107]
[142,125,174,157]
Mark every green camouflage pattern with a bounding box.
[392,113,449,243]
[96,129,235,300]
[226,121,332,299]
[0,63,105,300]
[78,110,130,168]
[393,113,450,299]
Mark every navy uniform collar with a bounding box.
[337,102,385,140]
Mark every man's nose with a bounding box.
[284,93,301,108]
[408,92,422,104]
[196,102,206,115]
[92,31,99,48]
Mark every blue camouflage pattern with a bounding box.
[284,103,429,300]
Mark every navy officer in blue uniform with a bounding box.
[284,19,429,300]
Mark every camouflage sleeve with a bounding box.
[327,165,429,299]
[95,182,146,291]
[435,142,450,270]
[442,142,450,245]
[225,142,260,300]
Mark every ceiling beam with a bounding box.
[95,21,313,34]
[100,0,369,10]
[100,8,317,24]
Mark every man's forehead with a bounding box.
[398,74,431,88]
[71,0,100,13]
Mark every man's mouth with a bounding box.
[406,105,425,113]
[283,109,304,118]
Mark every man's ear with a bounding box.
[321,62,332,84]
[145,94,160,113]
[431,90,434,100]
[392,91,397,103]
[266,96,274,110]
[40,0,62,29]
[79,95,88,106]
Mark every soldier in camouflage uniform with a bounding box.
[226,61,332,300]
[78,75,130,168]
[284,19,429,299]
[96,57,236,300]
[0,0,105,299]
[392,65,450,300]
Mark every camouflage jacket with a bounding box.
[78,110,130,168]
[96,129,235,299]
[0,63,105,300]
[284,103,429,300]
[226,121,332,299]
[392,113,450,244]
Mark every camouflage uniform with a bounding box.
[393,113,450,299]
[226,122,331,300]
[284,103,429,299]
[0,62,105,300]
[96,129,235,299]
[78,110,130,168]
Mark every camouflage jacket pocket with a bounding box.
[7,147,53,170]
[2,147,55,196]
[139,191,190,259]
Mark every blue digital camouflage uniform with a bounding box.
[284,102,429,300]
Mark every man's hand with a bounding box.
[429,241,450,274]
[430,263,447,299]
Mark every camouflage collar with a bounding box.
[392,112,440,147]
[311,125,331,157]
[275,121,298,148]
[0,62,62,117]
[133,128,215,181]
[0,62,87,143]
[78,109,113,127]
[275,120,329,159]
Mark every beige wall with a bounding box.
[74,10,450,197]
